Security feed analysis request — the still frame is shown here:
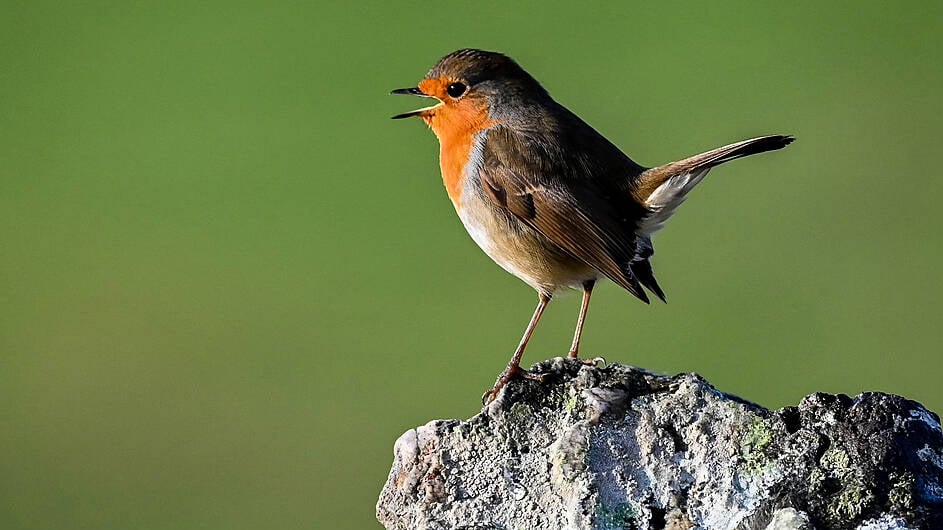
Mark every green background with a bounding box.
[2,2,941,529]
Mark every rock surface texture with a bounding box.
[376,359,943,529]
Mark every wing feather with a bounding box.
[479,127,651,302]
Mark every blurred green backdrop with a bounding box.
[2,2,941,529]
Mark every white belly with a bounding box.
[456,192,597,295]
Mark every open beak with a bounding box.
[391,87,440,119]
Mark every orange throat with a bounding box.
[422,101,493,209]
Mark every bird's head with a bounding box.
[392,49,549,139]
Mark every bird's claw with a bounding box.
[481,366,546,405]
[568,353,606,367]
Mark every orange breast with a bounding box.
[437,124,476,208]
[419,82,493,209]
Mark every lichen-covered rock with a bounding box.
[376,359,943,530]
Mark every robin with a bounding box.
[392,49,793,403]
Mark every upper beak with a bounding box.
[391,87,426,96]
[391,87,439,119]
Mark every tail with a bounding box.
[630,236,666,302]
[633,134,794,235]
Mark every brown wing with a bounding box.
[479,127,651,303]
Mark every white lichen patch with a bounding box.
[855,514,917,529]
[916,444,943,470]
[910,408,941,431]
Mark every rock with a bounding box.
[765,508,813,530]
[376,358,943,530]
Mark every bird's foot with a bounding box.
[567,351,606,367]
[481,365,546,405]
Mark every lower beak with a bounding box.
[391,87,440,119]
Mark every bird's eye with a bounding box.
[446,82,467,98]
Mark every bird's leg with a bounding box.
[482,293,551,404]
[568,280,600,365]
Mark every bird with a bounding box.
[391,49,793,403]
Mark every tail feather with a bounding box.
[633,134,793,235]
[629,236,666,303]
[631,258,665,303]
